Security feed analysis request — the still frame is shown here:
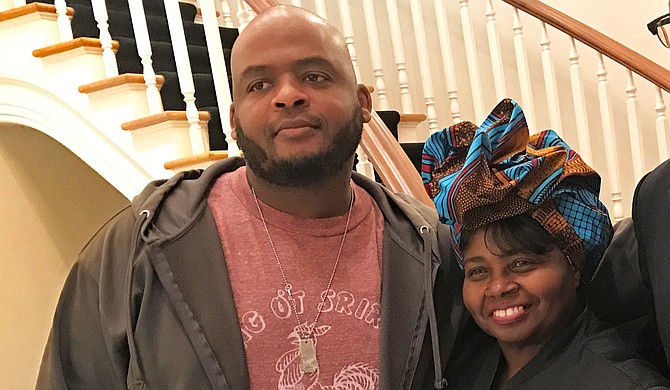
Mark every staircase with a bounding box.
[31,0,241,157]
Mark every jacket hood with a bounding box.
[130,158,246,243]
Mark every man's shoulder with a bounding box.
[636,159,670,202]
[76,204,137,277]
[575,327,670,389]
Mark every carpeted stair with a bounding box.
[28,0,237,150]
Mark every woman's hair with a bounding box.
[460,214,561,257]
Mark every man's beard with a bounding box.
[235,108,363,187]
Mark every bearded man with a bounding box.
[37,6,467,389]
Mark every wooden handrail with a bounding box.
[362,112,434,206]
[504,0,670,93]
[242,0,434,207]
[244,0,279,14]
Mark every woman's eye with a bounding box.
[510,259,534,272]
[466,267,488,280]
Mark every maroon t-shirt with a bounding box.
[208,168,383,389]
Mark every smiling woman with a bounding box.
[461,216,581,366]
[422,99,670,389]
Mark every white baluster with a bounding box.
[128,0,163,114]
[315,0,327,19]
[540,22,562,133]
[409,0,438,132]
[596,53,623,222]
[655,87,669,162]
[165,0,207,154]
[333,0,368,176]
[568,38,592,164]
[459,0,484,122]
[486,0,506,101]
[624,69,643,182]
[355,145,375,180]
[13,0,27,7]
[91,0,118,77]
[512,8,536,132]
[54,0,73,41]
[201,0,238,155]
[362,0,388,110]
[237,0,255,31]
[337,0,369,177]
[435,0,461,123]
[338,0,361,83]
[385,0,413,114]
[220,0,234,28]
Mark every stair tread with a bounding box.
[121,110,210,131]
[78,73,165,94]
[0,2,73,23]
[33,37,119,58]
[26,0,196,21]
[164,151,229,171]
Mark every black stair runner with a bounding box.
[27,0,424,174]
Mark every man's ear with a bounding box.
[229,104,238,140]
[357,84,372,123]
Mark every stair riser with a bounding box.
[39,47,108,92]
[0,0,14,12]
[85,85,155,152]
[397,121,430,144]
[86,84,153,119]
[0,14,62,76]
[130,120,210,174]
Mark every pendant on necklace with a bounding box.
[298,338,319,373]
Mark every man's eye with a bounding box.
[305,73,327,83]
[249,81,270,92]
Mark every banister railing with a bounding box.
[239,0,670,220]
[503,0,670,93]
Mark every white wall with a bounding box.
[0,124,128,389]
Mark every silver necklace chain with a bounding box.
[251,186,354,340]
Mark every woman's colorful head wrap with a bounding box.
[421,99,613,282]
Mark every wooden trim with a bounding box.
[78,74,165,94]
[33,37,119,58]
[164,151,229,170]
[243,0,281,14]
[121,111,211,131]
[195,8,221,17]
[361,113,434,207]
[503,0,670,93]
[399,113,427,123]
[0,3,74,23]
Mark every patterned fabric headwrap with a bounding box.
[421,99,613,282]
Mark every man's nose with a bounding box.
[272,78,309,109]
[484,271,519,298]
